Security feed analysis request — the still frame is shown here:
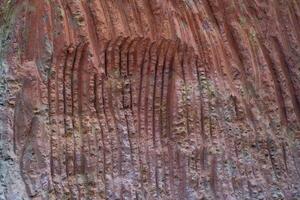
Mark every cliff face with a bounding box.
[0,0,300,199]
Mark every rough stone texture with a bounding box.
[0,0,300,199]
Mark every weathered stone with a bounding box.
[1,0,300,199]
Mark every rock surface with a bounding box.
[1,0,300,199]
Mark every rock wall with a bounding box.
[1,0,300,199]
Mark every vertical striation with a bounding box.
[1,0,300,199]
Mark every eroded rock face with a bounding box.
[1,0,300,199]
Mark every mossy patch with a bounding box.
[0,0,15,105]
[0,0,15,64]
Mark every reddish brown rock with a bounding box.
[1,0,300,199]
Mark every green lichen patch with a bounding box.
[0,0,15,105]
[0,0,15,63]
